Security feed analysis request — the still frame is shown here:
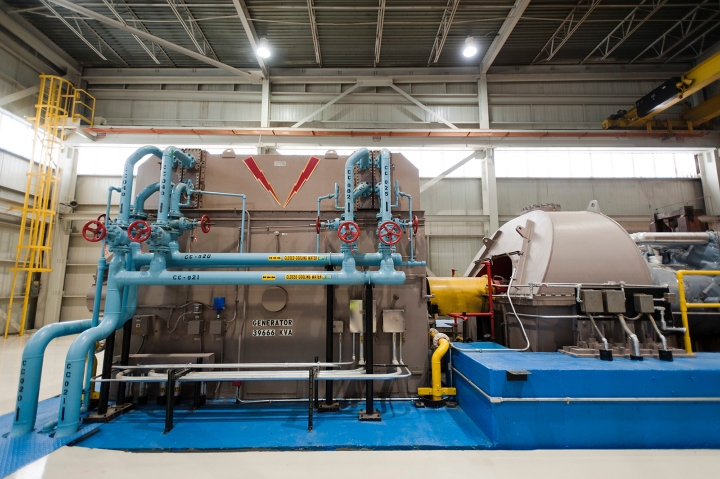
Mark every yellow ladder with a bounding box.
[3,75,95,337]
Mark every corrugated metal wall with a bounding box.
[0,48,40,118]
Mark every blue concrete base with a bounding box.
[0,396,100,478]
[74,399,492,451]
[452,344,720,449]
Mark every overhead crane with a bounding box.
[602,50,720,131]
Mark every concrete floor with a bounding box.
[3,334,720,479]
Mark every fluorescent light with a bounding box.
[463,37,478,58]
[256,37,271,59]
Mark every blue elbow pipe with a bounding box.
[9,319,92,437]
[118,146,163,225]
[133,182,160,220]
[170,181,188,218]
[55,256,126,438]
[158,147,195,224]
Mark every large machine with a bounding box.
[5,147,720,452]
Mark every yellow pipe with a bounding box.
[676,270,694,354]
[418,329,456,400]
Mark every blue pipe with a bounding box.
[9,319,92,437]
[399,190,414,262]
[187,189,245,252]
[118,146,163,225]
[316,191,336,253]
[158,147,195,224]
[55,255,126,438]
[170,181,188,218]
[343,148,371,223]
[379,148,392,224]
[133,182,160,220]
[131,244,403,269]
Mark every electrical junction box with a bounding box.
[634,294,655,314]
[603,290,626,314]
[209,320,223,335]
[579,290,604,314]
[187,320,204,335]
[132,315,153,335]
[349,300,376,333]
[333,320,344,334]
[382,310,405,333]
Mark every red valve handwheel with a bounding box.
[316,216,321,234]
[338,221,360,243]
[412,215,419,235]
[97,214,107,223]
[378,221,402,246]
[200,214,211,233]
[127,219,152,243]
[82,220,106,242]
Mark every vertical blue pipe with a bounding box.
[343,148,371,222]
[379,148,392,223]
[399,191,414,262]
[317,192,335,253]
[118,146,163,225]
[158,148,195,224]
[55,255,126,438]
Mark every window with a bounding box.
[0,108,35,159]
[494,149,698,179]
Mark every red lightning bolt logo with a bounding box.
[283,156,321,208]
[243,156,281,206]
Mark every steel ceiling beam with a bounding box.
[387,82,459,129]
[665,23,720,63]
[532,0,602,64]
[0,85,39,107]
[230,0,268,78]
[481,0,531,73]
[44,0,262,81]
[583,0,669,63]
[166,0,218,60]
[40,0,129,66]
[0,2,80,77]
[631,0,720,63]
[306,0,321,66]
[374,0,386,67]
[291,83,361,128]
[428,0,460,66]
[101,0,169,65]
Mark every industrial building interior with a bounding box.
[2,0,720,477]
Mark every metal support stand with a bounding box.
[320,266,339,412]
[359,283,381,421]
[163,368,190,434]
[97,331,115,415]
[116,320,132,405]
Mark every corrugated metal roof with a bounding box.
[3,0,718,70]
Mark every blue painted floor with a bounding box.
[75,399,493,452]
[0,396,100,478]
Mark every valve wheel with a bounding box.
[200,214,211,233]
[378,221,402,246]
[127,219,152,243]
[338,221,360,243]
[82,220,107,242]
[97,213,107,224]
[412,215,419,235]
[316,215,321,234]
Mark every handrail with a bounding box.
[675,269,720,354]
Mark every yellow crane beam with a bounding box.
[681,92,720,125]
[603,50,720,129]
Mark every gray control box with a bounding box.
[633,294,655,314]
[132,315,153,336]
[187,320,204,335]
[382,310,405,333]
[603,290,626,313]
[333,320,344,334]
[579,290,604,313]
[349,300,376,333]
[209,320,223,335]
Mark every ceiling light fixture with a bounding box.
[463,37,478,58]
[256,37,271,58]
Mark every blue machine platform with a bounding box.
[452,343,720,449]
